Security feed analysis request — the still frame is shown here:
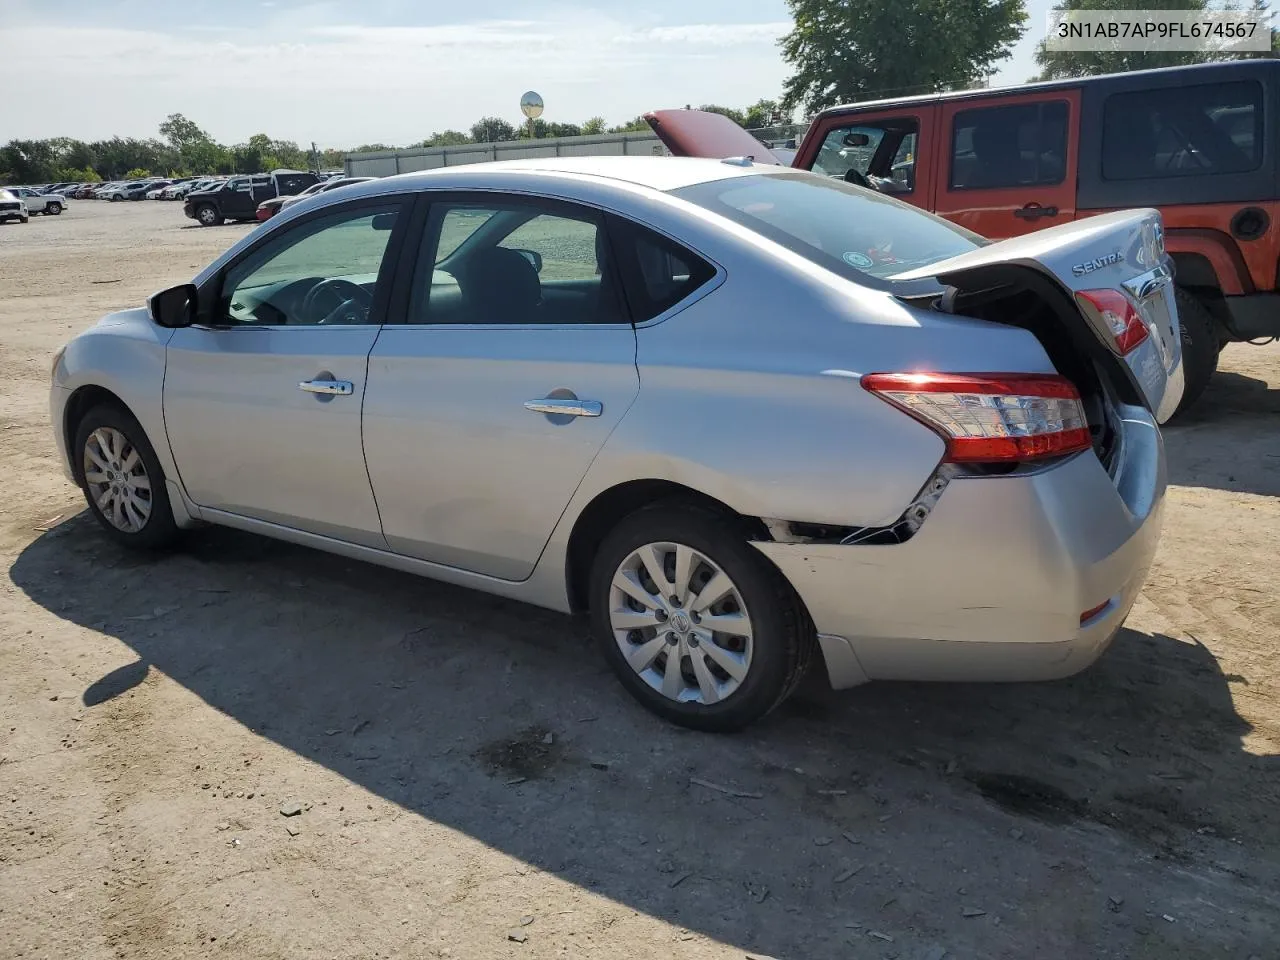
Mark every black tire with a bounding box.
[1173,287,1220,417]
[19,215,28,224]
[73,404,180,551]
[589,499,815,732]
[110,194,121,202]
[195,203,222,227]
[47,202,61,215]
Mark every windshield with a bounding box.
[671,170,984,283]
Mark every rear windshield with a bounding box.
[671,170,983,283]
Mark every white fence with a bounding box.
[343,124,811,177]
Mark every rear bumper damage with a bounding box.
[754,404,1165,689]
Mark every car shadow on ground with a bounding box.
[1163,368,1280,496]
[10,517,1278,958]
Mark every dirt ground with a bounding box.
[1,200,1277,960]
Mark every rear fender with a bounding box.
[1164,228,1251,296]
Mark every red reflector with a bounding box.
[1080,601,1109,624]
[862,372,1092,463]
[1076,289,1149,355]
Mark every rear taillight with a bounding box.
[1075,289,1149,355]
[862,372,1092,463]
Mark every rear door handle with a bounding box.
[524,398,602,417]
[299,378,353,396]
[1014,204,1059,221]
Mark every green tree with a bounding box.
[743,99,787,129]
[608,115,651,133]
[1034,0,1273,79]
[780,0,1027,113]
[159,113,210,151]
[470,117,517,142]
[424,129,471,147]
[581,116,607,135]
[124,167,152,179]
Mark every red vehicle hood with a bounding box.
[644,109,786,165]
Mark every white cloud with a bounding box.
[0,16,791,146]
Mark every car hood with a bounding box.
[645,109,786,165]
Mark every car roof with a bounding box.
[815,57,1280,119]
[376,155,772,194]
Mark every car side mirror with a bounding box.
[842,132,871,147]
[148,283,197,328]
[513,248,543,273]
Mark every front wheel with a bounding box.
[73,404,180,550]
[195,204,222,226]
[46,202,62,215]
[589,501,814,731]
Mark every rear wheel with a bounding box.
[73,404,180,550]
[1174,287,1219,416]
[195,204,222,227]
[589,500,814,731]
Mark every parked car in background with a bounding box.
[5,186,66,215]
[279,176,374,211]
[100,181,156,201]
[649,58,1280,414]
[145,181,174,200]
[184,169,320,225]
[0,188,29,224]
[74,184,102,199]
[257,176,373,221]
[51,157,1179,730]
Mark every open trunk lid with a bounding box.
[644,109,786,166]
[891,209,1184,423]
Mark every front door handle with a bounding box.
[524,398,603,417]
[299,378,353,396]
[1014,203,1059,221]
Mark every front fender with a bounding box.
[54,310,178,485]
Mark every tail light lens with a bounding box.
[862,372,1092,463]
[1075,289,1149,355]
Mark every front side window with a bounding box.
[950,101,1068,190]
[217,204,399,326]
[1102,80,1262,180]
[673,170,982,283]
[410,199,623,325]
[811,119,919,194]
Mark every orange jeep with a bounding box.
[648,60,1280,413]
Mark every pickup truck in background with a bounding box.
[184,170,321,226]
[6,186,66,215]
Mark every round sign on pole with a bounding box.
[520,91,544,119]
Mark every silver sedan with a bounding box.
[49,157,1181,730]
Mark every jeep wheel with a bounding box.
[195,204,222,227]
[1173,287,1219,417]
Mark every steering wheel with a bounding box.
[843,168,871,188]
[300,278,373,325]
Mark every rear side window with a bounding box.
[609,218,717,322]
[950,101,1068,190]
[1102,80,1263,180]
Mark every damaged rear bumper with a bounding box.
[753,405,1166,689]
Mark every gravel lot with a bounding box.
[1,199,1278,960]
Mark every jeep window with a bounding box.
[950,101,1068,190]
[673,170,982,284]
[812,119,920,194]
[1101,80,1262,180]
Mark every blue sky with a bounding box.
[0,0,1051,147]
